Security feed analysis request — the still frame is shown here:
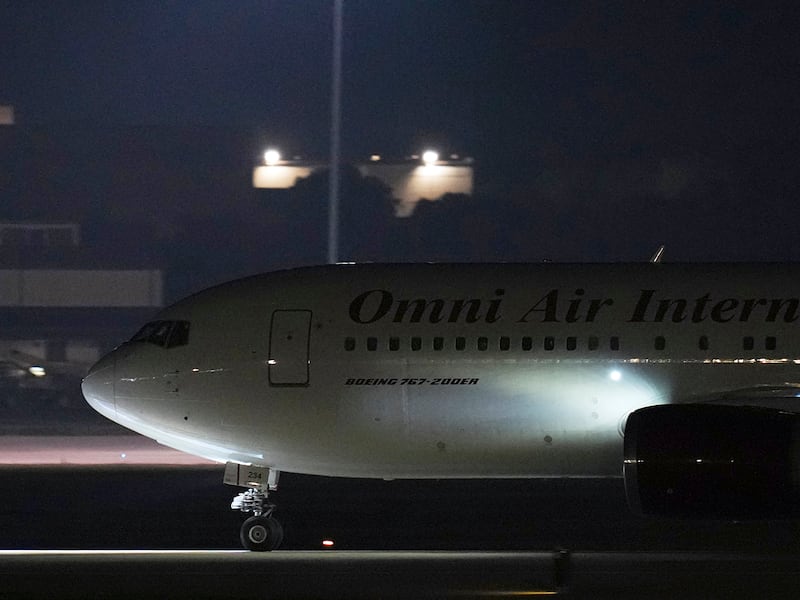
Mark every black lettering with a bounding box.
[485,289,505,323]
[739,298,767,321]
[710,298,738,322]
[767,299,800,322]
[586,298,614,322]
[350,289,393,324]
[629,289,655,322]
[655,298,687,323]
[517,289,560,323]
[448,299,484,323]
[565,289,584,323]
[394,299,446,323]
[691,293,712,323]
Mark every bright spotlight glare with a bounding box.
[28,366,46,378]
[422,150,439,166]
[264,149,281,166]
[322,539,335,547]
[609,370,622,382]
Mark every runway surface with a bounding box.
[1,438,800,597]
[0,549,798,599]
[0,435,214,465]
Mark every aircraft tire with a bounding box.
[240,515,283,551]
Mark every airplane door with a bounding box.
[269,310,312,385]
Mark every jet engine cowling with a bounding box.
[623,404,800,518]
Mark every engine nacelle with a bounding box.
[624,404,800,518]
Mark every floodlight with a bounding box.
[422,150,439,166]
[264,149,281,166]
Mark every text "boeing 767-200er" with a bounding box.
[82,263,800,550]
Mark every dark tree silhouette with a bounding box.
[287,165,396,263]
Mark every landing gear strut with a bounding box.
[224,463,283,551]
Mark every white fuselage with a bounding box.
[82,263,800,478]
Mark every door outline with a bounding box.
[268,309,312,386]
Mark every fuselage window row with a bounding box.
[345,335,782,353]
[343,336,623,352]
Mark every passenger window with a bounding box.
[389,337,400,351]
[367,337,378,351]
[411,337,422,351]
[477,337,488,351]
[544,336,555,351]
[433,337,444,351]
[610,337,620,351]
[522,336,533,351]
[455,337,466,351]
[699,336,709,351]
[743,336,754,351]
[588,336,599,351]
[566,337,576,351]
[499,336,510,351]
[344,337,356,351]
[654,336,665,351]
[766,336,777,350]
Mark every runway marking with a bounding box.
[0,550,245,556]
[463,592,558,597]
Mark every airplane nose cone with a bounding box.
[82,353,116,419]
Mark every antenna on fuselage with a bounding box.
[649,245,665,263]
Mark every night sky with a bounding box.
[2,2,800,280]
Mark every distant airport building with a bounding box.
[253,161,326,190]
[0,105,13,126]
[0,222,80,247]
[0,222,162,410]
[252,152,473,217]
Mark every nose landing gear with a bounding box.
[225,463,283,551]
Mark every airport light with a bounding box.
[264,149,281,166]
[422,150,439,166]
[322,539,335,548]
[28,366,46,377]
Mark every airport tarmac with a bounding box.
[1,437,800,597]
[0,549,798,599]
[5,462,800,552]
[0,435,214,465]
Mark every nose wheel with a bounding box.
[225,463,284,551]
[240,515,284,551]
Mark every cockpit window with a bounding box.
[167,320,191,348]
[130,320,191,348]
[131,321,162,343]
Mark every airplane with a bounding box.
[82,262,800,550]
